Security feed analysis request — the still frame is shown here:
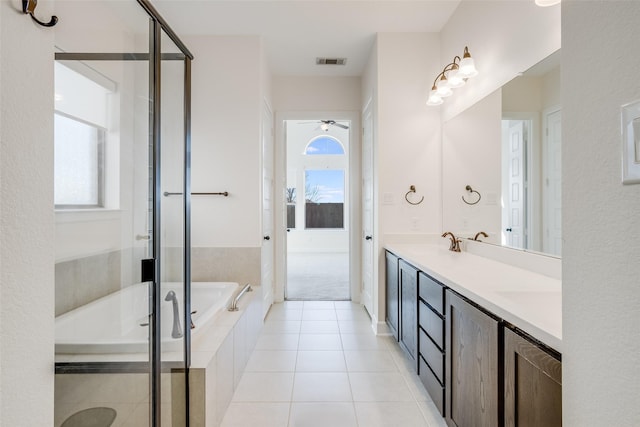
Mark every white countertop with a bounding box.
[385,243,562,353]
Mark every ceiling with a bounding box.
[152,1,462,77]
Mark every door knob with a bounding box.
[263,236,271,241]
[506,228,513,232]
[365,235,373,240]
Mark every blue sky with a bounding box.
[306,169,345,203]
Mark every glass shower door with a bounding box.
[54,2,193,426]
[157,28,190,426]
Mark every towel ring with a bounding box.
[404,185,424,205]
[462,185,481,205]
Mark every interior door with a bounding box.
[361,104,374,315]
[506,120,526,249]
[262,102,275,318]
[544,109,562,256]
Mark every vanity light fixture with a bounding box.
[427,46,478,106]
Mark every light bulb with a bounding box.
[435,77,452,97]
[458,47,478,78]
[447,68,465,88]
[426,90,443,106]
[458,57,477,78]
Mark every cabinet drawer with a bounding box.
[419,301,444,350]
[419,356,445,417]
[418,272,444,315]
[419,327,444,383]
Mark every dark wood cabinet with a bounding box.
[446,290,500,427]
[384,251,562,427]
[504,328,562,427]
[399,260,418,364]
[385,251,399,340]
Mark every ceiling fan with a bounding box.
[300,120,349,131]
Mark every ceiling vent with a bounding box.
[316,58,347,66]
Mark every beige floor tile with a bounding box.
[354,402,430,427]
[262,320,302,334]
[232,373,294,402]
[340,333,389,351]
[255,333,300,350]
[302,309,337,321]
[344,350,398,372]
[298,334,343,350]
[349,372,415,402]
[245,350,298,372]
[295,350,346,372]
[220,402,290,427]
[289,402,357,427]
[292,373,352,402]
[300,320,340,334]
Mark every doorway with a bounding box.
[284,119,350,300]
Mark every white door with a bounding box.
[361,103,374,316]
[261,102,275,318]
[506,120,526,249]
[544,109,562,256]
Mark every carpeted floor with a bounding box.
[286,252,350,300]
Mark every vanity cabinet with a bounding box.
[398,260,418,364]
[384,248,562,427]
[446,290,500,427]
[385,251,399,340]
[504,328,562,427]
[418,272,446,416]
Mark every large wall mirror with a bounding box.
[442,49,561,257]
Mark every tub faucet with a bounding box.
[164,290,183,339]
[442,232,461,252]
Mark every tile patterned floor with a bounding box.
[220,301,447,427]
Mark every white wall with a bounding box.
[440,1,560,121]
[0,1,55,424]
[185,35,263,248]
[563,1,640,425]
[377,33,442,238]
[373,32,442,326]
[273,76,361,112]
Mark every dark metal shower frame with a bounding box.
[54,1,193,425]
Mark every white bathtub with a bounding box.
[55,282,238,354]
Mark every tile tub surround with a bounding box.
[385,243,562,352]
[55,250,122,316]
[219,301,446,427]
[191,247,261,286]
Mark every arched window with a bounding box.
[304,136,345,155]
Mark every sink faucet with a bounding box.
[473,231,488,241]
[164,290,183,339]
[442,232,461,252]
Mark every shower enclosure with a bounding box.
[53,1,192,425]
